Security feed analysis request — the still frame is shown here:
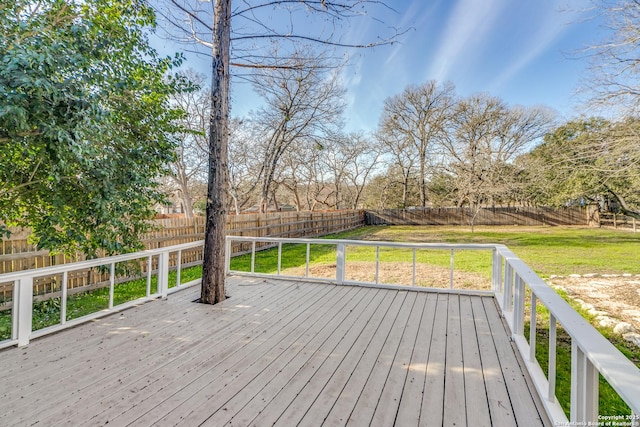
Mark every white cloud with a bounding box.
[488,4,584,91]
[426,0,507,82]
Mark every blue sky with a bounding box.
[155,0,603,133]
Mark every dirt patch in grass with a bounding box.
[282,261,491,291]
[549,275,640,332]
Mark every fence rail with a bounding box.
[366,206,598,227]
[599,213,639,232]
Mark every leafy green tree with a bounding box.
[525,118,640,218]
[0,0,187,256]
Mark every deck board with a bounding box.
[394,292,438,426]
[0,277,550,427]
[443,293,466,426]
[370,291,422,426]
[420,293,449,426]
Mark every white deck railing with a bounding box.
[225,236,640,425]
[0,240,204,349]
[493,245,640,425]
[1,236,639,426]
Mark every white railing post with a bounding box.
[60,271,68,325]
[277,242,282,275]
[375,246,380,284]
[336,243,346,285]
[571,342,584,422]
[225,238,231,275]
[449,249,454,289]
[529,294,537,362]
[15,277,33,347]
[146,256,152,296]
[571,343,598,423]
[503,262,513,312]
[305,243,310,277]
[548,314,557,402]
[492,249,502,294]
[176,250,182,288]
[108,263,115,310]
[513,275,525,336]
[251,241,256,273]
[158,251,169,298]
[585,358,598,422]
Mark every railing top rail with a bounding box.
[226,235,497,251]
[496,245,640,414]
[0,240,204,283]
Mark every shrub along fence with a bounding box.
[365,206,598,227]
[0,210,365,304]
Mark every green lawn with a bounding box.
[230,225,640,283]
[334,225,640,276]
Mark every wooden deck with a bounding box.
[0,277,550,426]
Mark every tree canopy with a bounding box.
[0,0,188,256]
[524,118,640,218]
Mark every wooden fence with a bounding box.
[0,210,365,303]
[365,206,598,227]
[0,206,606,304]
[599,212,639,232]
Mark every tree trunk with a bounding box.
[178,180,194,218]
[201,0,230,305]
[419,151,427,208]
[181,191,194,218]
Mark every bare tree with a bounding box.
[157,0,405,303]
[375,129,419,208]
[228,118,263,213]
[377,81,456,207]
[250,49,345,212]
[441,94,553,230]
[165,69,210,217]
[277,138,327,211]
[320,132,381,209]
[582,0,640,113]
[201,0,230,304]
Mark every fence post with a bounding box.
[158,251,169,298]
[15,277,33,347]
[336,243,346,285]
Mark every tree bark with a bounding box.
[201,0,230,305]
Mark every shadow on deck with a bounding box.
[0,277,550,426]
